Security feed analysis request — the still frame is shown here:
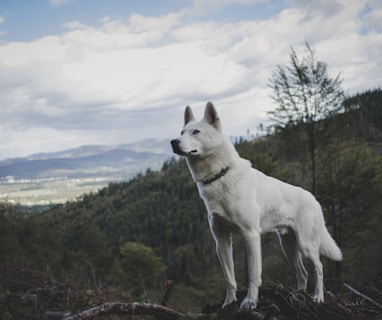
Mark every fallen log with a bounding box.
[63,302,184,320]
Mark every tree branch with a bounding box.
[63,302,184,320]
[344,283,382,310]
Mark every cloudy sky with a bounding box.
[0,0,381,160]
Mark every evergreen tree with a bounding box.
[268,43,345,194]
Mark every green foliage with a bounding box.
[318,141,382,283]
[0,204,22,264]
[0,203,63,270]
[118,241,166,296]
[344,88,382,139]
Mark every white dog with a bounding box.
[171,102,342,310]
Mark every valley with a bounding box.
[0,138,171,205]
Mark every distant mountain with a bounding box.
[26,139,171,161]
[0,139,171,180]
[0,138,172,205]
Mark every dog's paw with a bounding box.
[313,293,324,303]
[240,296,257,310]
[222,289,237,308]
[222,295,237,308]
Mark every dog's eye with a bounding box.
[192,129,200,135]
[181,130,184,136]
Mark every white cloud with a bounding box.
[0,36,68,66]
[0,16,5,40]
[62,13,182,50]
[49,0,74,8]
[192,0,264,5]
[292,0,344,18]
[0,1,381,159]
[189,0,265,15]
[363,7,382,31]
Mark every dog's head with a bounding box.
[171,102,223,158]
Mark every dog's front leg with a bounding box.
[241,230,262,310]
[210,218,237,307]
[215,235,237,307]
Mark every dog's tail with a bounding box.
[319,227,342,261]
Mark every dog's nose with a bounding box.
[171,139,180,146]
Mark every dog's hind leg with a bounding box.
[306,249,324,303]
[297,216,325,303]
[278,230,308,291]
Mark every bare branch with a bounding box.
[63,302,184,320]
[344,283,382,310]
[136,272,150,303]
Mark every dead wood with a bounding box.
[2,266,381,320]
[59,281,382,320]
[344,283,382,310]
[63,302,184,320]
[204,282,382,320]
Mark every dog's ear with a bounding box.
[184,106,195,125]
[204,102,221,129]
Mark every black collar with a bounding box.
[198,167,229,185]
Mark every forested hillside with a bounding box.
[0,89,381,319]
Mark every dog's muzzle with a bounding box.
[171,139,182,155]
[171,139,197,155]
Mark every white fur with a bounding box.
[171,102,342,310]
